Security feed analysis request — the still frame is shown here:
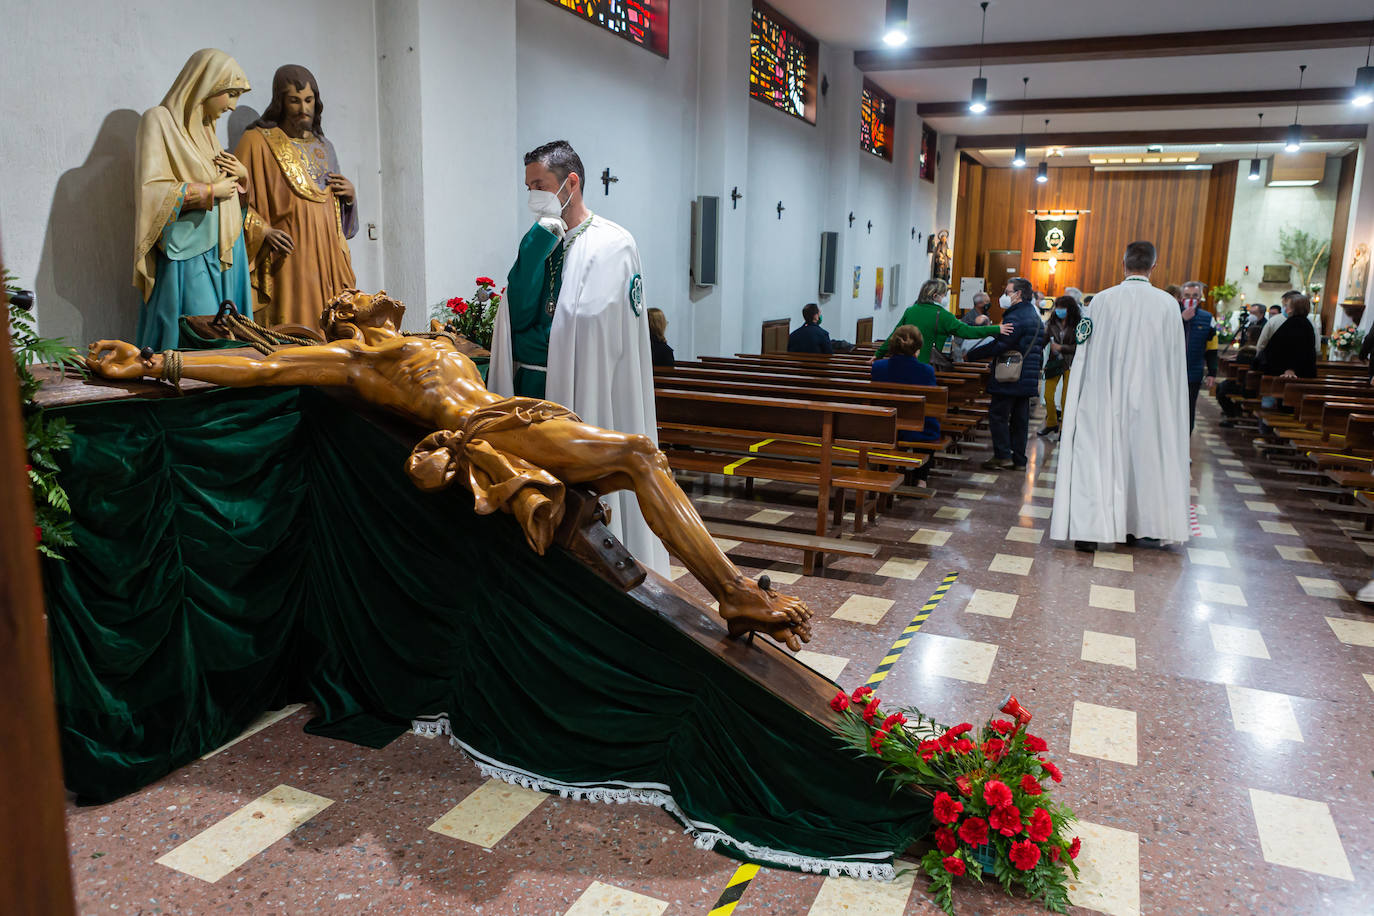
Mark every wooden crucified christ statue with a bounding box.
[86,289,813,650]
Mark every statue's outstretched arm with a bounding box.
[87,340,361,389]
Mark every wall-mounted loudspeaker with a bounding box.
[691,195,721,287]
[819,231,839,296]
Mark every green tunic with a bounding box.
[875,300,1003,362]
[503,223,565,398]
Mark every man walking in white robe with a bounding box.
[1050,241,1191,548]
[491,140,668,574]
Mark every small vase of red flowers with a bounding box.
[431,276,502,350]
[830,687,1080,914]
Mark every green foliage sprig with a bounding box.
[7,270,84,558]
[1211,279,1240,303]
[1279,227,1331,294]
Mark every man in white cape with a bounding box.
[1050,241,1191,549]
[490,140,669,574]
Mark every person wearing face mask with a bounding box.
[1178,280,1218,433]
[1039,295,1081,439]
[1050,241,1190,552]
[975,277,1042,471]
[787,303,832,353]
[874,278,1010,363]
[489,139,668,574]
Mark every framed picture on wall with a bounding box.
[919,125,937,183]
[874,267,885,309]
[852,266,861,298]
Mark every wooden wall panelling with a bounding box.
[961,165,1219,296]
[1082,170,1210,294]
[1198,161,1239,298]
[1323,150,1359,333]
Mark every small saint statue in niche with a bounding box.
[1344,243,1370,304]
[235,65,359,331]
[133,49,254,351]
[930,230,952,283]
[87,290,813,651]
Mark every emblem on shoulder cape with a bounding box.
[629,274,644,316]
[1075,317,1093,344]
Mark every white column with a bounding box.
[691,0,751,358]
[374,0,519,328]
[375,0,426,318]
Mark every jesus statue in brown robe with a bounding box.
[235,65,358,331]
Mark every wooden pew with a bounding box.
[655,366,953,452]
[686,356,986,431]
[655,389,903,573]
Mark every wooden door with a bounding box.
[986,250,1021,321]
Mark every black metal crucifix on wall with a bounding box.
[848,212,855,228]
[731,186,743,209]
[601,168,619,195]
[867,220,873,234]
[776,201,786,220]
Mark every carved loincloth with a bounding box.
[404,397,580,554]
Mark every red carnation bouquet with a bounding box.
[430,277,503,350]
[831,687,1079,914]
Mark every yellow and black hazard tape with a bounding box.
[708,862,760,915]
[866,572,959,686]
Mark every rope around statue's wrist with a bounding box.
[160,349,182,393]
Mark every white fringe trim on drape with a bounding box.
[411,715,898,881]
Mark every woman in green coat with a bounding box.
[875,278,1009,361]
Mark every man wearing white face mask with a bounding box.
[489,139,668,574]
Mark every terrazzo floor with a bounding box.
[63,399,1374,914]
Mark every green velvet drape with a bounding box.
[43,387,928,868]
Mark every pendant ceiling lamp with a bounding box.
[1352,17,1374,105]
[1249,113,1264,180]
[883,0,910,47]
[969,2,990,113]
[1013,77,1029,167]
[1286,64,1306,152]
[1036,119,1050,183]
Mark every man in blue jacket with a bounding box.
[976,277,1041,470]
[787,303,833,354]
[1179,280,1218,433]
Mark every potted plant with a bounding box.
[1211,280,1239,310]
[1279,227,1331,294]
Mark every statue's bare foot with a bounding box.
[718,579,813,651]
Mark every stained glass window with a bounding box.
[544,0,669,58]
[749,1,818,124]
[860,79,895,161]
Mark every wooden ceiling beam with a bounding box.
[953,124,1370,150]
[918,87,1351,118]
[857,20,1374,71]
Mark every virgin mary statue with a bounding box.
[133,49,255,350]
